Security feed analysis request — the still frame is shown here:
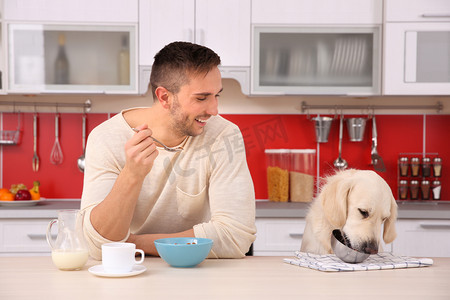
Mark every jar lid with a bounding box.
[264,149,290,154]
[289,149,316,154]
[421,180,430,184]
[422,157,431,162]
[432,180,441,185]
[411,157,420,162]
[433,157,442,163]
[399,180,408,184]
[410,180,419,184]
[399,157,409,162]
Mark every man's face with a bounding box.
[169,67,222,137]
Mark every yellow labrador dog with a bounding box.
[300,169,398,255]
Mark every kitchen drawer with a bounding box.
[385,0,450,22]
[254,218,305,256]
[0,219,53,255]
[393,219,450,257]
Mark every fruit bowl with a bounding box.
[154,237,213,268]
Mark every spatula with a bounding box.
[371,116,385,172]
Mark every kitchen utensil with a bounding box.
[50,113,64,164]
[46,210,89,270]
[131,128,183,152]
[346,117,367,142]
[32,114,39,172]
[331,229,370,264]
[154,237,213,268]
[371,116,385,172]
[77,114,86,172]
[333,115,348,170]
[312,116,333,143]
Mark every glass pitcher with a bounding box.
[46,209,89,270]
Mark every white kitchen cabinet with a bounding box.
[383,0,450,95]
[0,218,53,256]
[252,0,382,25]
[254,218,305,256]
[2,0,143,94]
[139,0,251,94]
[3,0,138,23]
[254,217,393,256]
[392,219,450,257]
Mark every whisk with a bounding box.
[50,113,64,165]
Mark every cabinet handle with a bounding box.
[422,14,450,18]
[289,233,303,238]
[419,224,450,230]
[28,234,56,240]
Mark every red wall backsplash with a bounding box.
[1,112,449,201]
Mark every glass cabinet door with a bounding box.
[252,26,381,95]
[8,24,136,93]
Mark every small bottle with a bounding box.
[421,180,430,200]
[422,157,431,177]
[410,180,419,200]
[119,35,130,85]
[399,157,409,177]
[399,180,408,200]
[410,157,420,177]
[431,180,441,200]
[54,33,69,84]
[433,157,442,177]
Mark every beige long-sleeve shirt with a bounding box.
[80,109,256,260]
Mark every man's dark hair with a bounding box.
[149,41,221,100]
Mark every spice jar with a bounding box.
[421,180,430,200]
[410,180,420,200]
[433,157,442,177]
[422,157,431,177]
[432,180,441,200]
[399,180,408,200]
[410,157,420,177]
[399,157,409,177]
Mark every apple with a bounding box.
[14,189,32,201]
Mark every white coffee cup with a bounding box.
[101,242,145,273]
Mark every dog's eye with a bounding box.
[358,209,369,218]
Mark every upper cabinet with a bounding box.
[2,0,140,94]
[251,0,382,95]
[139,0,251,94]
[383,0,450,95]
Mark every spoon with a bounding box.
[131,128,183,152]
[77,114,86,172]
[333,114,348,170]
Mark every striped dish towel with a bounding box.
[284,251,433,272]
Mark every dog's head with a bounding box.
[320,169,398,254]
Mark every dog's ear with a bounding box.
[383,195,398,244]
[320,172,353,228]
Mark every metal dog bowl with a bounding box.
[331,229,370,264]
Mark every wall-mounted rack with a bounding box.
[0,99,92,113]
[300,101,443,114]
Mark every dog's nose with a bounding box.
[362,241,379,254]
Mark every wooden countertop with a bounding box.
[1,256,449,299]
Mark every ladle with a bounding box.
[333,114,348,170]
[77,114,86,172]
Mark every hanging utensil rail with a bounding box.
[300,101,443,113]
[0,99,91,112]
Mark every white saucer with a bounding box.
[88,264,146,278]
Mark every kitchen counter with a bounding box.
[0,255,449,299]
[255,200,450,219]
[1,199,450,219]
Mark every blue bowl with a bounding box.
[154,237,213,268]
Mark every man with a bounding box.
[80,42,256,260]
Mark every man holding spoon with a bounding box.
[80,42,256,260]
